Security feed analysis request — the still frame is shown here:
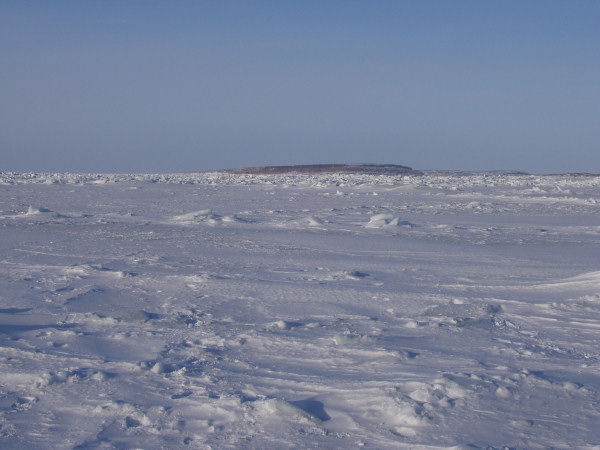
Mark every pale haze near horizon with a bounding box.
[1,1,598,174]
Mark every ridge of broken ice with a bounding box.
[2,170,599,190]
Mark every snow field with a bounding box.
[0,172,599,447]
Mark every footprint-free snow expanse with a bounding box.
[1,171,600,448]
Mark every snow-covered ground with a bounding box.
[1,171,599,448]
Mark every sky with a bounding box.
[1,1,598,174]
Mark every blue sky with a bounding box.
[1,1,598,173]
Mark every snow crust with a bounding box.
[1,171,599,447]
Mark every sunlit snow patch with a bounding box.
[422,302,501,327]
[533,270,600,290]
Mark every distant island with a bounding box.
[225,164,423,175]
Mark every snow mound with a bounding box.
[305,216,325,226]
[365,214,398,228]
[267,320,304,331]
[26,205,55,215]
[315,270,370,281]
[173,209,240,225]
[365,214,412,228]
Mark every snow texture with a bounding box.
[1,171,599,448]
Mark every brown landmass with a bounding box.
[225,164,421,175]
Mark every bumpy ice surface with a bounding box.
[1,171,599,448]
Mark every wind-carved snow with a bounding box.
[0,172,599,447]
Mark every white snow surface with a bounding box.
[1,171,600,448]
